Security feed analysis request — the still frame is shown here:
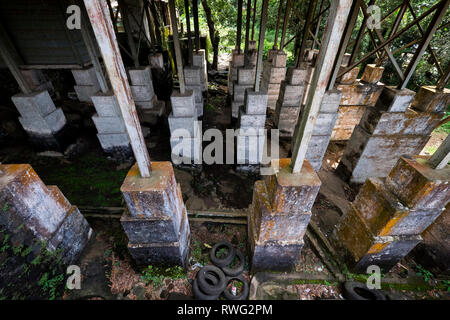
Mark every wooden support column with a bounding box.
[84,0,152,177]
[291,0,353,173]
[280,0,291,50]
[244,0,252,54]
[296,0,317,67]
[80,9,109,93]
[192,0,200,52]
[168,0,186,93]
[236,0,243,53]
[184,0,193,65]
[254,0,269,92]
[0,22,32,94]
[118,0,140,67]
[273,0,284,49]
[251,0,256,41]
[428,134,450,170]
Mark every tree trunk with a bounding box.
[201,0,219,70]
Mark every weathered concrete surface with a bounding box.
[0,164,92,264]
[331,105,366,141]
[260,51,287,110]
[193,49,208,91]
[414,204,450,274]
[337,80,383,106]
[72,67,101,102]
[333,153,449,273]
[410,85,450,114]
[360,64,384,84]
[337,66,359,84]
[337,125,430,183]
[248,158,320,271]
[385,155,450,210]
[121,162,190,267]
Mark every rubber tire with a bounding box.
[193,279,220,300]
[210,241,236,268]
[197,265,226,295]
[222,249,245,277]
[342,281,386,300]
[222,274,249,300]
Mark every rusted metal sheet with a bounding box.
[84,0,151,177]
[291,0,353,173]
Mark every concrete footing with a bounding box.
[333,155,449,272]
[12,90,69,151]
[91,92,132,160]
[248,159,321,271]
[193,49,208,92]
[169,90,201,164]
[0,164,92,264]
[184,66,204,117]
[120,162,190,267]
[337,85,442,183]
[273,67,308,137]
[72,66,101,103]
[128,66,165,124]
[331,64,384,141]
[260,50,287,110]
[236,90,267,165]
[228,49,245,97]
[20,69,54,95]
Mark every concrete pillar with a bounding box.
[91,92,132,160]
[260,50,287,110]
[12,90,68,151]
[192,49,208,92]
[248,158,321,271]
[72,66,101,103]
[184,66,204,117]
[232,66,255,118]
[228,49,245,97]
[169,90,202,164]
[120,162,190,266]
[0,164,92,264]
[337,83,443,183]
[274,67,308,137]
[302,89,342,170]
[128,65,165,124]
[236,90,267,167]
[149,52,165,69]
[331,63,384,141]
[333,155,449,272]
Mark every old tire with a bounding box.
[210,241,236,268]
[197,265,226,295]
[222,249,245,277]
[343,281,386,300]
[222,274,249,300]
[193,279,220,300]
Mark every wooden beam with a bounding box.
[84,0,152,177]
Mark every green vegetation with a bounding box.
[37,152,128,207]
[141,265,186,287]
[415,264,434,283]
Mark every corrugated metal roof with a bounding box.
[0,0,92,68]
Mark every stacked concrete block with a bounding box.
[184,66,204,117]
[0,164,92,264]
[232,67,256,118]
[149,52,164,69]
[337,84,443,183]
[91,92,132,159]
[331,64,384,141]
[303,89,342,170]
[248,158,321,271]
[274,67,308,137]
[333,155,449,272]
[193,49,208,92]
[245,40,258,67]
[71,66,101,103]
[120,162,190,266]
[169,90,201,164]
[236,90,268,165]
[228,50,245,97]
[12,90,67,150]
[260,50,287,110]
[128,66,165,124]
[414,203,450,274]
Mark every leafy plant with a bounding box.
[416,264,434,283]
[37,272,64,300]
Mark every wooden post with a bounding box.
[428,134,450,170]
[290,0,353,173]
[254,0,269,92]
[168,0,186,93]
[84,0,152,177]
